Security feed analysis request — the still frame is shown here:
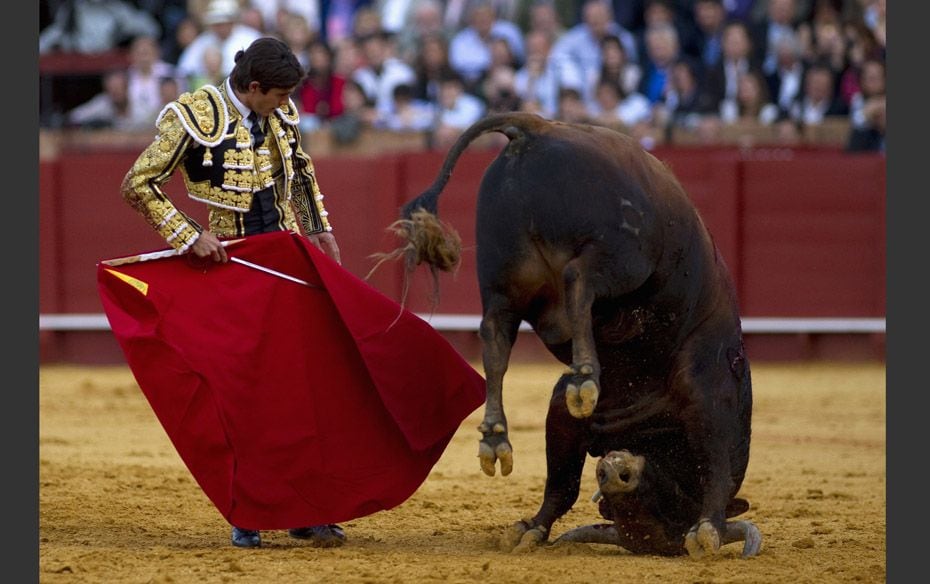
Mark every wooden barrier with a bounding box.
[37,131,885,363]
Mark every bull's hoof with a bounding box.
[478,439,513,477]
[597,450,645,496]
[684,519,721,559]
[500,520,548,553]
[566,379,599,418]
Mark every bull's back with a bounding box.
[473,121,725,348]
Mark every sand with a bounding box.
[39,360,885,583]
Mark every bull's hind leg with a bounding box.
[501,376,589,552]
[562,255,601,418]
[477,298,522,477]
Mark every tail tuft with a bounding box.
[366,208,462,309]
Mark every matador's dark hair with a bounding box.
[229,37,306,93]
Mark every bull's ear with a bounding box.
[726,497,751,518]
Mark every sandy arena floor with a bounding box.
[39,359,885,583]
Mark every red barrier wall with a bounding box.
[738,152,886,317]
[38,145,886,363]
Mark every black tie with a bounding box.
[248,111,265,147]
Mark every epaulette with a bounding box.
[274,98,301,127]
[156,85,229,147]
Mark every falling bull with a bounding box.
[381,112,762,558]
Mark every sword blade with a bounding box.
[229,257,312,287]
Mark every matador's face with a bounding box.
[245,82,295,117]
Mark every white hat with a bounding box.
[202,0,241,25]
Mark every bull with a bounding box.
[379,113,761,558]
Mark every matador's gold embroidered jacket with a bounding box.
[120,82,331,252]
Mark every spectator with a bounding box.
[278,11,316,69]
[549,0,638,108]
[634,0,699,70]
[749,0,800,77]
[513,29,566,118]
[433,71,486,148]
[332,35,364,78]
[788,60,848,125]
[482,65,523,114]
[808,18,847,75]
[158,75,182,105]
[163,16,201,65]
[448,1,525,92]
[475,36,521,104]
[845,93,884,152]
[187,44,226,89]
[654,56,706,134]
[720,70,780,125]
[763,28,804,114]
[176,0,262,83]
[65,69,135,130]
[524,0,566,40]
[352,5,384,38]
[329,78,379,143]
[125,35,180,128]
[591,77,652,128]
[691,0,727,75]
[375,83,437,131]
[411,32,456,105]
[298,40,348,130]
[772,111,803,144]
[39,0,161,55]
[248,0,321,37]
[352,29,417,117]
[700,20,762,116]
[393,0,451,65]
[239,3,269,32]
[599,33,642,98]
[847,57,884,133]
[638,22,680,105]
[837,21,882,108]
[554,86,592,124]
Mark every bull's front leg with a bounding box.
[477,303,522,476]
[501,377,589,552]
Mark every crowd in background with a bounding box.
[38,0,887,152]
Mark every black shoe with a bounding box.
[231,526,261,548]
[288,524,346,548]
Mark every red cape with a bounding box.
[97,232,485,530]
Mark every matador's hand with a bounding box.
[191,231,228,263]
[307,231,341,265]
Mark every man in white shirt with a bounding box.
[548,0,637,106]
[352,30,417,118]
[176,0,262,83]
[448,1,525,89]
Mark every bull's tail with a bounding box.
[368,113,547,304]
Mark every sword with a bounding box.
[100,238,316,288]
[228,256,312,287]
